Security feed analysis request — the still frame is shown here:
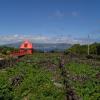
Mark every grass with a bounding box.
[65,63,100,100]
[0,53,100,100]
[0,56,64,100]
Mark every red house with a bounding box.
[20,40,33,54]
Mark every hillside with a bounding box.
[2,42,72,52]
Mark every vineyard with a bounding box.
[0,53,100,100]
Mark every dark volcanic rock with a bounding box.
[10,74,24,87]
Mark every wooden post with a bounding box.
[88,34,90,55]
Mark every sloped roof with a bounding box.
[20,40,33,49]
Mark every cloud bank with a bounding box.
[0,34,98,45]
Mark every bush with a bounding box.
[65,43,100,56]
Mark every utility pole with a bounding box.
[88,34,90,55]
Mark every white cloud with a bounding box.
[54,10,64,17]
[49,10,79,18]
[0,34,96,45]
[72,11,79,16]
[0,34,49,44]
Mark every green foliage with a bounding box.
[0,53,99,100]
[65,63,100,99]
[0,55,64,100]
[66,43,100,55]
[0,46,18,55]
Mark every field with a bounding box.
[0,53,100,100]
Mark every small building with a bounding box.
[20,40,33,54]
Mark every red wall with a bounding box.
[20,49,33,54]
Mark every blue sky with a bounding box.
[0,0,100,44]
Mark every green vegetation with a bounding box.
[65,43,100,55]
[65,63,100,100]
[0,53,64,100]
[0,46,18,55]
[0,52,100,100]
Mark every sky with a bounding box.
[0,0,100,44]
